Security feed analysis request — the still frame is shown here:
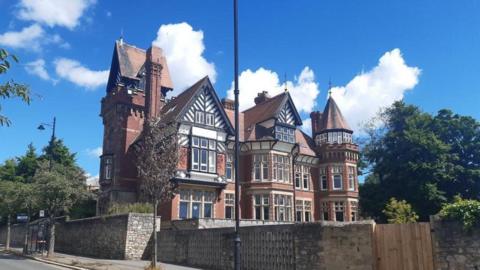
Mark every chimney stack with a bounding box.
[222,98,235,111]
[145,46,166,119]
[254,91,271,105]
[310,111,323,136]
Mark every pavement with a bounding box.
[0,246,202,270]
[0,252,69,270]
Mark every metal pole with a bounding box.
[52,117,56,141]
[233,0,241,269]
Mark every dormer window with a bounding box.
[275,126,295,143]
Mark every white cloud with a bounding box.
[85,173,99,186]
[300,118,312,135]
[0,24,68,51]
[330,48,421,133]
[16,0,96,29]
[0,24,44,50]
[152,22,216,94]
[54,58,108,90]
[25,59,52,81]
[227,67,320,113]
[85,147,102,158]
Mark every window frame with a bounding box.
[253,194,270,220]
[225,193,235,219]
[191,136,217,174]
[179,189,216,219]
[253,154,269,181]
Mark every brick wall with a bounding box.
[430,217,480,270]
[157,221,376,270]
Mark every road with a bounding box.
[0,252,69,270]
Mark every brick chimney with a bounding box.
[222,98,235,111]
[145,46,166,119]
[254,91,271,105]
[310,111,323,136]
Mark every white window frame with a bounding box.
[274,194,293,222]
[253,194,270,220]
[179,189,216,219]
[205,113,215,126]
[332,166,343,190]
[195,111,205,124]
[226,153,233,181]
[321,202,330,221]
[295,199,313,222]
[334,201,345,222]
[104,157,113,180]
[191,136,216,174]
[253,154,269,181]
[273,154,290,183]
[348,166,356,191]
[225,192,235,219]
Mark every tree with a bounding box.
[16,143,38,183]
[360,101,480,221]
[40,138,76,168]
[0,159,23,182]
[135,118,179,269]
[0,181,22,250]
[33,161,88,257]
[0,48,30,126]
[383,198,419,224]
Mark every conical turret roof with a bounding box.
[320,96,352,132]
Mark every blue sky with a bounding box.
[1,0,479,183]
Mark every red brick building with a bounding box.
[98,40,359,222]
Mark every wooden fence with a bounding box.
[374,223,434,270]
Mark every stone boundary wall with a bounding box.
[158,221,376,270]
[0,223,26,247]
[55,213,153,259]
[163,218,292,230]
[430,217,480,270]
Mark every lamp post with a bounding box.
[38,116,56,169]
[233,0,241,269]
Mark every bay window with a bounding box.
[294,165,310,190]
[191,136,216,173]
[274,194,292,221]
[254,194,270,220]
[275,126,295,143]
[273,154,290,183]
[253,154,269,181]
[179,190,215,219]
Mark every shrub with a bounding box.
[107,202,153,215]
[383,197,419,224]
[439,197,480,230]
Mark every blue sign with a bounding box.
[17,214,28,223]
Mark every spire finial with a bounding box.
[328,78,332,97]
[119,28,124,46]
[284,72,288,92]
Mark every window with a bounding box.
[191,137,216,173]
[350,201,358,221]
[253,155,269,181]
[179,190,215,219]
[254,194,270,220]
[321,202,330,221]
[273,155,290,183]
[295,166,301,189]
[348,166,356,191]
[225,193,235,219]
[302,166,310,190]
[205,113,215,126]
[274,194,292,221]
[275,126,295,143]
[319,167,327,190]
[332,166,343,190]
[195,111,205,124]
[226,153,233,181]
[104,157,113,180]
[295,200,312,222]
[334,202,345,222]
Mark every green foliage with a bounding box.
[40,138,76,168]
[16,143,38,182]
[383,197,419,224]
[69,198,97,220]
[107,202,153,215]
[439,197,480,230]
[360,101,480,221]
[33,161,88,217]
[0,159,23,182]
[0,48,30,126]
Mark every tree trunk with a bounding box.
[5,215,11,251]
[152,198,158,268]
[47,216,55,258]
[22,212,30,255]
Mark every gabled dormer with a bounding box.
[243,91,302,143]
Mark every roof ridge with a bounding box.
[242,92,286,113]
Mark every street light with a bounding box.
[37,116,56,142]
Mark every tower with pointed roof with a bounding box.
[310,95,359,221]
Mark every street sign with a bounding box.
[17,214,28,223]
[39,210,45,217]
